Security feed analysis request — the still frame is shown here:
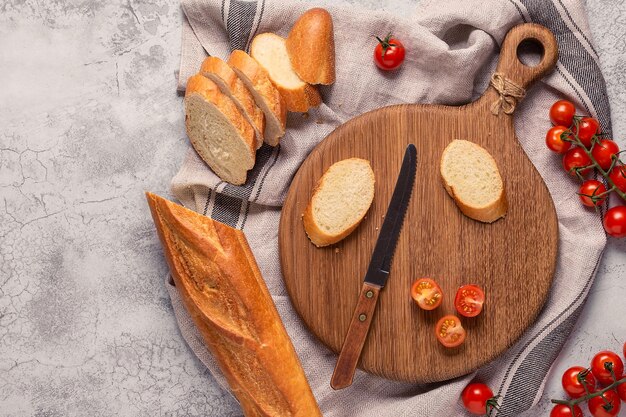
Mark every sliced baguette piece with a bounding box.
[200,56,265,149]
[184,74,255,185]
[228,50,287,146]
[440,139,508,223]
[250,33,322,113]
[286,8,335,85]
[303,158,375,247]
[145,192,322,417]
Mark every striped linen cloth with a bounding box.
[169,0,610,415]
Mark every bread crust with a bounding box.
[146,192,322,417]
[250,33,322,113]
[184,74,255,185]
[201,56,266,149]
[228,50,287,146]
[286,8,336,85]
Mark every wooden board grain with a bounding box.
[279,23,560,383]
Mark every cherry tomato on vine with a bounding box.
[411,278,443,310]
[435,315,466,348]
[608,165,626,194]
[561,366,596,398]
[591,139,620,171]
[575,117,600,148]
[461,383,497,415]
[623,342,626,360]
[563,147,592,177]
[374,34,405,71]
[618,382,626,402]
[550,100,576,127]
[550,404,583,417]
[454,284,485,318]
[546,126,573,154]
[578,180,608,207]
[591,351,624,386]
[603,206,626,239]
[588,389,621,417]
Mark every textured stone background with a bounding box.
[0,0,624,416]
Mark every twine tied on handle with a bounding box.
[489,73,526,115]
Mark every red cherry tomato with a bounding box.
[591,351,624,386]
[575,117,600,148]
[454,284,485,318]
[618,382,626,402]
[579,180,608,207]
[592,139,620,171]
[546,126,573,154]
[461,383,496,415]
[608,165,626,194]
[562,366,596,398]
[550,100,576,127]
[623,342,626,361]
[603,206,626,238]
[411,278,443,310]
[563,147,593,177]
[374,34,405,71]
[435,315,466,348]
[588,389,621,417]
[551,404,584,417]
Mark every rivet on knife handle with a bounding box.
[330,282,381,390]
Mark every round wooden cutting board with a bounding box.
[279,24,559,383]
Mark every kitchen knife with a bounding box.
[330,144,418,390]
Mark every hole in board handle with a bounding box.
[516,38,545,68]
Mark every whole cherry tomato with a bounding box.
[551,404,583,417]
[546,126,573,154]
[374,34,405,71]
[588,389,621,417]
[608,165,626,194]
[575,117,600,148]
[435,315,466,348]
[579,180,608,207]
[550,100,576,127]
[411,278,443,310]
[591,351,624,386]
[562,366,596,398]
[454,284,485,318]
[591,139,620,171]
[603,206,626,238]
[563,147,592,177]
[618,382,626,402]
[461,383,496,415]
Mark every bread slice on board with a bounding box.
[286,8,335,85]
[184,74,255,185]
[303,158,375,247]
[200,56,266,149]
[440,139,508,223]
[250,33,322,113]
[145,192,322,417]
[228,50,287,146]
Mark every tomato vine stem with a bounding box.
[551,375,626,409]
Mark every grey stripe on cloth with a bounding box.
[170,0,609,415]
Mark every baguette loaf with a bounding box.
[286,8,335,85]
[184,74,255,185]
[200,56,266,149]
[146,192,322,417]
[250,33,322,113]
[303,158,375,247]
[228,50,287,146]
[440,139,507,223]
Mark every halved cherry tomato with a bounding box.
[591,351,624,386]
[579,180,608,207]
[575,117,600,148]
[454,284,485,318]
[411,278,443,310]
[588,389,621,417]
[608,165,626,194]
[563,147,592,177]
[546,126,572,154]
[562,366,596,398]
[461,383,496,415]
[435,315,466,348]
[591,139,620,171]
[551,404,583,417]
[550,100,576,127]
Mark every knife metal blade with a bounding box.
[330,144,418,390]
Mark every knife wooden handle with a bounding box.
[330,282,381,390]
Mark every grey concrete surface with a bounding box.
[0,0,624,416]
